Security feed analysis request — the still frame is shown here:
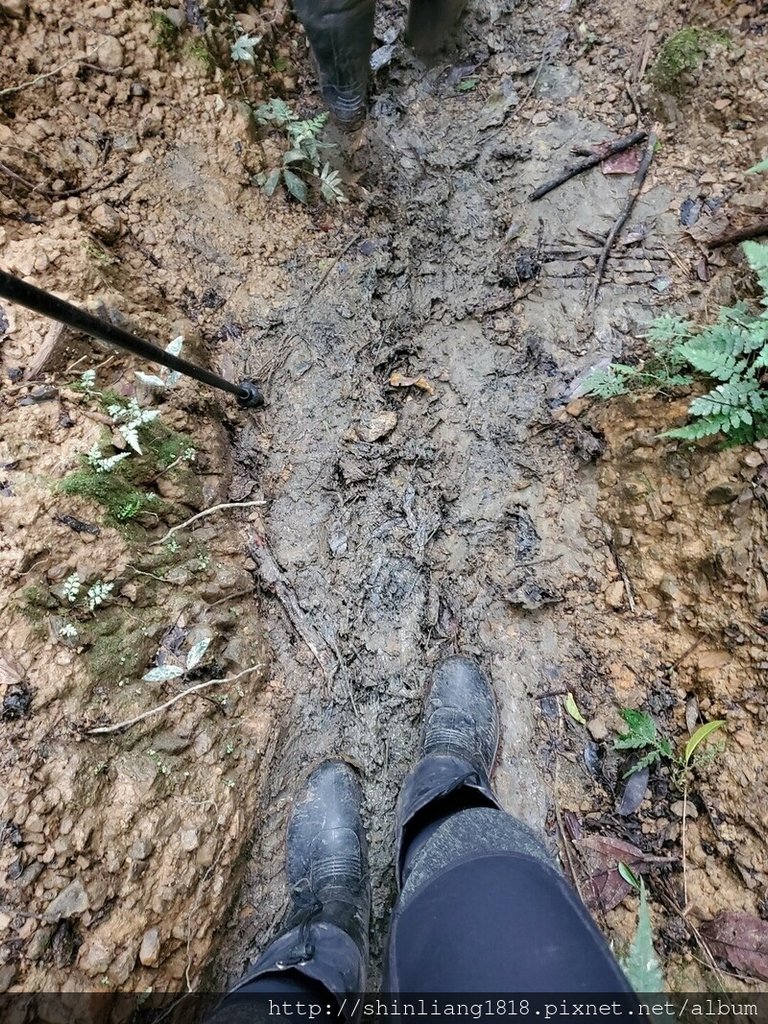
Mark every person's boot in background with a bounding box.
[293,0,375,129]
[406,0,468,58]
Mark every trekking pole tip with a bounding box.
[236,379,265,409]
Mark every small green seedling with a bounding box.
[615,709,673,776]
[616,709,726,781]
[231,32,261,63]
[617,864,664,993]
[134,336,184,390]
[582,242,768,447]
[143,636,211,683]
[255,99,347,205]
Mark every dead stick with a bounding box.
[709,221,768,249]
[247,530,337,679]
[589,131,657,310]
[85,664,264,735]
[152,500,266,546]
[529,129,647,201]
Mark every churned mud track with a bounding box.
[181,0,680,982]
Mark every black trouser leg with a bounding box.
[385,806,634,992]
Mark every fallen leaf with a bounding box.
[565,692,587,726]
[0,653,24,686]
[388,372,435,396]
[602,148,642,175]
[701,912,768,981]
[359,411,398,443]
[574,834,673,912]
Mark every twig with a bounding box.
[607,537,636,613]
[530,129,647,201]
[0,50,96,99]
[588,131,658,310]
[247,529,337,679]
[152,500,265,546]
[85,664,264,735]
[258,234,361,384]
[682,780,690,910]
[709,221,768,249]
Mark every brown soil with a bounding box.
[1,0,767,1010]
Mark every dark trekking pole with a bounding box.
[0,269,264,408]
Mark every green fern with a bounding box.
[253,100,345,205]
[584,242,768,446]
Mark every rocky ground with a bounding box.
[1,0,767,1015]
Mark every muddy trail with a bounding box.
[191,0,678,983]
[2,0,768,1006]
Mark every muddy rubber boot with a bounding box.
[406,0,467,58]
[394,655,502,887]
[293,0,375,129]
[225,760,370,1020]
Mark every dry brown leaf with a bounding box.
[602,149,642,175]
[0,653,24,686]
[574,834,673,912]
[701,912,768,981]
[388,372,435,396]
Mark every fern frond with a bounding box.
[661,412,733,440]
[743,241,768,302]
[580,364,638,398]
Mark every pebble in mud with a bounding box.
[139,927,161,968]
[90,203,123,242]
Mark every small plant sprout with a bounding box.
[617,864,664,992]
[87,581,114,612]
[107,399,160,454]
[231,32,261,63]
[87,444,132,474]
[135,336,184,390]
[582,242,768,446]
[79,369,97,394]
[142,635,212,683]
[63,573,82,603]
[224,778,236,789]
[615,709,673,776]
[59,623,78,639]
[255,100,346,205]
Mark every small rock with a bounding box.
[587,718,608,742]
[0,0,28,17]
[744,451,763,468]
[27,925,54,961]
[78,938,112,977]
[90,204,123,243]
[98,36,124,70]
[164,6,186,28]
[93,4,113,18]
[604,581,625,610]
[704,483,739,506]
[129,839,153,861]
[613,528,633,547]
[360,411,397,442]
[139,927,161,967]
[670,800,698,820]
[44,877,89,922]
[531,111,550,125]
[0,964,17,994]
[180,829,199,852]
[108,946,137,985]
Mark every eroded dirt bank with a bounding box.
[1,0,767,1010]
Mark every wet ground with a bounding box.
[1,0,767,1007]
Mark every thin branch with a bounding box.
[588,131,658,311]
[708,221,768,249]
[85,664,264,735]
[0,50,96,99]
[530,129,648,201]
[152,500,265,546]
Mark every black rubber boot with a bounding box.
[228,760,370,1018]
[294,0,375,129]
[406,0,468,58]
[394,655,502,887]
